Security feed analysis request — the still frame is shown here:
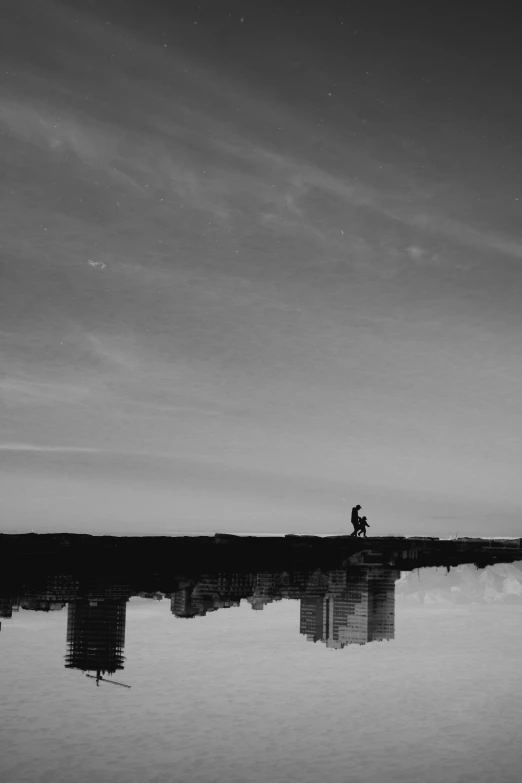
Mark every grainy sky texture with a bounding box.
[1,0,521,534]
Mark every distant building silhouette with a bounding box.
[14,575,79,612]
[20,599,66,612]
[38,574,79,603]
[247,572,282,610]
[0,597,13,619]
[189,579,220,616]
[217,573,257,604]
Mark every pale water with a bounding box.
[1,598,521,783]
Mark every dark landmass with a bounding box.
[2,535,521,659]
[1,533,520,594]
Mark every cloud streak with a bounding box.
[0,443,103,453]
[0,377,96,404]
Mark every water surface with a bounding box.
[1,564,521,783]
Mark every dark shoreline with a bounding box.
[1,533,520,586]
[2,534,521,633]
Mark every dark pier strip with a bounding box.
[1,534,521,596]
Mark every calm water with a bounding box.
[1,565,522,783]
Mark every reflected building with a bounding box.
[0,596,14,619]
[247,572,283,611]
[65,582,131,679]
[190,576,242,615]
[217,573,257,596]
[65,599,127,677]
[300,567,400,648]
[217,573,256,608]
[190,576,220,616]
[300,597,324,642]
[37,574,79,603]
[170,581,218,617]
[171,575,250,617]
[367,567,398,641]
[171,586,199,618]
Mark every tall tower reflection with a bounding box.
[300,567,400,648]
[65,583,130,682]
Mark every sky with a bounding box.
[1,0,521,535]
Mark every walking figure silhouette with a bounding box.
[357,516,370,537]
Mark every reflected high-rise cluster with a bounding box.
[1,534,521,689]
[10,554,522,672]
[168,566,400,648]
[1,530,521,695]
[0,563,400,680]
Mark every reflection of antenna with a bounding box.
[86,670,131,688]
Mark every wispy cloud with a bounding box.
[0,443,103,453]
[0,378,95,404]
[3,55,519,274]
[2,0,521,280]
[0,442,173,458]
[0,98,116,168]
[408,213,522,259]
[83,333,139,373]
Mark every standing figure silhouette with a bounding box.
[350,505,362,536]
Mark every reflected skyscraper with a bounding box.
[171,586,199,618]
[0,597,14,619]
[65,599,127,678]
[65,582,130,680]
[300,597,324,643]
[300,567,400,648]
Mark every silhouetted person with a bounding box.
[357,516,370,537]
[350,505,362,536]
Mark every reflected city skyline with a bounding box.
[168,567,400,649]
[0,564,401,682]
[3,548,522,684]
[1,529,522,697]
